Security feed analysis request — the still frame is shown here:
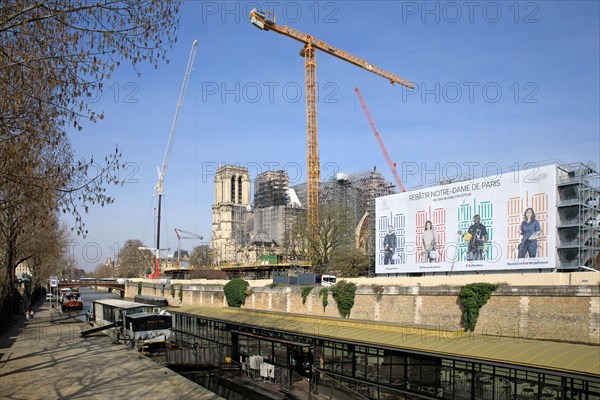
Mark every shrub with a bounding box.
[332,280,357,318]
[178,286,183,303]
[170,286,175,298]
[137,281,142,295]
[319,288,329,310]
[223,279,250,308]
[459,283,498,332]
[371,284,384,301]
[301,286,313,304]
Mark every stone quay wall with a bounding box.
[127,280,599,345]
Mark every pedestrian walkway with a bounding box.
[0,301,223,400]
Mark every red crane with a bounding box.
[355,87,406,193]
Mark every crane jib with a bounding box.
[268,23,413,89]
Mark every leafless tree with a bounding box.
[117,239,153,278]
[287,205,355,272]
[0,0,181,322]
[189,244,213,268]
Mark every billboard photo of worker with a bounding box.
[382,225,397,265]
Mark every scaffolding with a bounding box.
[254,170,290,209]
[320,173,365,228]
[252,170,302,260]
[299,168,396,271]
[297,168,395,227]
[556,162,600,270]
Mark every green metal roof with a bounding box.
[166,306,600,379]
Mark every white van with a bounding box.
[321,275,337,287]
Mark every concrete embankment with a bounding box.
[0,302,222,400]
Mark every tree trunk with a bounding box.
[0,237,17,324]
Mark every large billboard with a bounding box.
[375,165,557,273]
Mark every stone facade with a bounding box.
[211,165,251,264]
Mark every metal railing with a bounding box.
[314,370,371,400]
[165,348,219,366]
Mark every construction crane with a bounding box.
[174,228,204,265]
[355,87,407,192]
[249,9,413,253]
[151,40,198,279]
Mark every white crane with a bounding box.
[151,40,198,279]
[174,228,204,265]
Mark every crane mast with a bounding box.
[249,9,412,261]
[355,87,406,192]
[151,40,198,279]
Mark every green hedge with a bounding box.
[459,283,498,332]
[301,286,313,304]
[319,288,329,310]
[332,280,357,318]
[224,279,250,308]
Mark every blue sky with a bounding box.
[66,1,600,271]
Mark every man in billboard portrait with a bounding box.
[383,225,397,264]
[465,214,488,261]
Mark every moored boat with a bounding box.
[61,290,83,311]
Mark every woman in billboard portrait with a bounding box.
[518,207,541,258]
[421,220,437,263]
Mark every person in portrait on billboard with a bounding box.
[518,207,541,258]
[421,220,437,263]
[464,214,488,261]
[383,225,397,265]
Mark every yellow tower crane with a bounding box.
[249,9,413,258]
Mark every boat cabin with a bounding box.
[92,299,153,328]
[124,311,172,346]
